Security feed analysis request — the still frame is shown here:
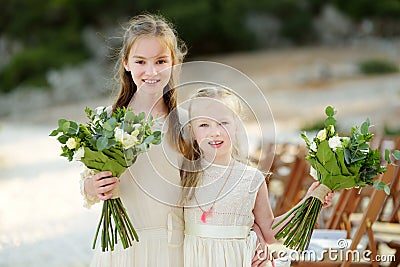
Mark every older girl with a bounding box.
[82,14,187,267]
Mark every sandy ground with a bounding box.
[0,44,399,266]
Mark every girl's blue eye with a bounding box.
[220,121,229,125]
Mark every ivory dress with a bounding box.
[80,115,184,267]
[183,159,266,267]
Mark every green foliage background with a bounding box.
[1,0,400,93]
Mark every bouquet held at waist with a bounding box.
[50,106,162,251]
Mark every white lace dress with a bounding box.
[183,160,267,267]
[80,115,184,267]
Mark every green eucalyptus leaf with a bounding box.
[124,110,136,122]
[124,148,137,166]
[393,150,400,160]
[61,121,70,133]
[106,140,118,149]
[324,117,336,127]
[103,129,113,138]
[147,113,153,121]
[108,117,117,128]
[325,106,335,117]
[96,136,108,151]
[103,121,113,132]
[58,135,68,144]
[360,119,370,135]
[137,112,145,121]
[356,134,365,143]
[123,124,134,133]
[49,129,59,136]
[58,119,67,128]
[144,135,154,144]
[67,121,79,135]
[373,181,390,195]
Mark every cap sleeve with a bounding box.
[248,168,267,194]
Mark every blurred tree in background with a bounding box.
[0,0,138,92]
[0,0,399,93]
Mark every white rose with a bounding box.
[122,134,138,149]
[130,129,140,138]
[114,128,124,143]
[66,137,78,150]
[310,142,317,152]
[309,166,318,180]
[328,136,342,152]
[115,127,139,149]
[73,146,85,161]
[317,129,327,141]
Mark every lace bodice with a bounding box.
[184,160,265,227]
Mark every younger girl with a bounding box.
[180,87,333,267]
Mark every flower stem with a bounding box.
[102,200,108,251]
[117,198,139,242]
[92,198,139,251]
[274,196,324,251]
[92,201,106,249]
[109,199,128,249]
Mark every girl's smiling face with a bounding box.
[190,98,238,165]
[124,35,173,97]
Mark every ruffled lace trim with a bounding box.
[80,167,100,209]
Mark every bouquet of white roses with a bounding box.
[273,106,399,251]
[50,106,162,251]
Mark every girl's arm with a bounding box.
[252,181,277,244]
[251,222,272,267]
[253,181,334,244]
